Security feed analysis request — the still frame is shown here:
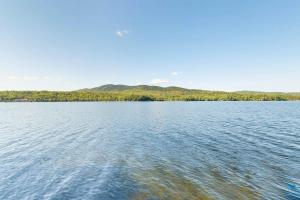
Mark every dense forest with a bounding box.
[0,85,300,102]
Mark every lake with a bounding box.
[0,102,299,200]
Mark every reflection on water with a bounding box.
[0,102,299,200]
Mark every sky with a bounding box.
[0,0,300,92]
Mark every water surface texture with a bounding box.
[0,102,299,200]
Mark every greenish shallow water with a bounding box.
[0,102,299,200]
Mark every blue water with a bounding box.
[0,102,299,200]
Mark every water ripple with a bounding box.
[0,102,299,200]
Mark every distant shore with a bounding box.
[1,90,300,102]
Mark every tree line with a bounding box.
[0,90,300,101]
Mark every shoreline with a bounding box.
[1,90,300,102]
[1,100,300,103]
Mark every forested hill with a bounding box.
[80,84,189,92]
[0,84,300,102]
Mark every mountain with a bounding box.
[87,84,133,91]
[81,84,190,92]
[1,84,300,101]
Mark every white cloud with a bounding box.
[171,71,179,76]
[7,76,39,81]
[7,76,19,80]
[151,78,169,85]
[6,76,53,81]
[115,30,129,38]
[23,76,39,81]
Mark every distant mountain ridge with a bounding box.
[81,84,191,92]
[1,84,300,101]
[81,84,299,94]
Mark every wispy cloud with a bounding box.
[151,78,169,85]
[171,71,179,76]
[7,76,39,81]
[7,76,19,80]
[115,30,129,38]
[6,76,56,81]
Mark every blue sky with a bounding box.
[0,0,299,91]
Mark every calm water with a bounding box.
[0,102,299,200]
